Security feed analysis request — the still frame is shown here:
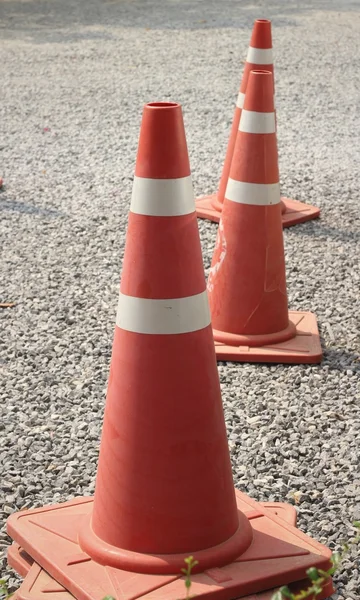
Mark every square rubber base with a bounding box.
[195,194,320,228]
[7,504,333,600]
[8,559,335,600]
[7,490,332,600]
[281,197,321,228]
[6,502,298,581]
[215,311,323,364]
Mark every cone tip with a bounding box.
[250,18,272,49]
[249,69,272,78]
[146,101,181,110]
[136,101,190,179]
[243,69,274,113]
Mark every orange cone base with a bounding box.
[281,197,321,227]
[6,502,298,581]
[8,560,335,600]
[195,194,320,228]
[78,508,253,574]
[7,490,332,600]
[214,321,297,348]
[195,194,221,222]
[214,311,323,364]
[7,506,334,600]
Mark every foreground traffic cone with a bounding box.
[208,70,322,364]
[7,101,331,600]
[79,101,250,573]
[195,18,320,228]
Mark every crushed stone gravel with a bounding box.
[0,1,359,598]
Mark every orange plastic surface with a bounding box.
[281,197,321,227]
[7,503,298,580]
[214,311,322,364]
[11,560,334,600]
[195,194,320,228]
[259,502,297,527]
[7,490,332,600]
[9,503,334,600]
[7,543,33,578]
[16,563,71,600]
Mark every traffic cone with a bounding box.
[78,100,250,574]
[195,18,320,228]
[208,70,322,364]
[7,101,331,600]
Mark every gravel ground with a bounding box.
[0,0,359,598]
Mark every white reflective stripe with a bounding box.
[116,291,211,334]
[130,175,195,217]
[236,92,245,109]
[225,180,280,206]
[246,46,273,65]
[239,110,275,134]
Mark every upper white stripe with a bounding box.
[239,110,275,134]
[130,175,195,217]
[236,92,245,109]
[225,180,280,206]
[116,291,211,335]
[246,47,273,65]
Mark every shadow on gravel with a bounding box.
[323,347,360,374]
[0,0,358,43]
[0,197,64,217]
[290,221,360,244]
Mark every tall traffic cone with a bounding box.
[195,19,320,228]
[79,100,250,573]
[207,71,322,364]
[7,102,331,600]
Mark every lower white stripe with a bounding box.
[130,175,195,217]
[246,46,273,65]
[236,92,245,109]
[239,110,275,134]
[116,291,211,334]
[225,180,280,206]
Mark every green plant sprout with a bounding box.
[271,521,360,600]
[181,555,199,599]
[0,579,14,600]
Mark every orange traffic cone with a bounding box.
[207,70,322,364]
[79,104,250,574]
[7,101,331,600]
[196,18,320,228]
